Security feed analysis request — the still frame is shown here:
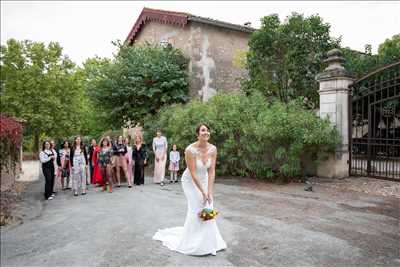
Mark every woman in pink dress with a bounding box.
[124,136,133,188]
[152,130,168,186]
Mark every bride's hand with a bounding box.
[201,191,208,204]
[207,194,213,204]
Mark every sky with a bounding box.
[1,1,399,65]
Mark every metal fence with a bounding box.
[350,61,400,181]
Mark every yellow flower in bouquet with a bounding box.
[198,208,219,221]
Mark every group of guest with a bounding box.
[39,130,180,200]
[39,137,88,199]
[90,134,148,193]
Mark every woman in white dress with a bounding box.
[153,123,227,256]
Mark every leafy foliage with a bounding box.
[343,34,400,78]
[0,39,87,151]
[244,13,340,105]
[86,42,189,128]
[378,34,400,65]
[342,46,378,78]
[244,13,398,106]
[0,114,23,169]
[75,57,113,139]
[144,92,340,180]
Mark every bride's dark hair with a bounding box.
[196,123,210,136]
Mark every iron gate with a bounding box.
[350,61,400,181]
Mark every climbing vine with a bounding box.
[0,114,23,170]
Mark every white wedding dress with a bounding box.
[153,144,227,256]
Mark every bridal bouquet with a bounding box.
[198,207,218,221]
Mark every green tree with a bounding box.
[76,57,112,138]
[342,45,379,78]
[343,34,400,78]
[0,39,84,151]
[245,13,340,104]
[86,42,189,128]
[378,34,400,65]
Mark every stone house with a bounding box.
[125,7,255,101]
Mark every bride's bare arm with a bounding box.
[207,147,217,201]
[185,148,207,199]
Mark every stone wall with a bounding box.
[0,159,21,192]
[134,21,251,101]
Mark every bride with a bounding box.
[153,123,227,256]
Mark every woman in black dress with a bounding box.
[39,141,56,200]
[132,135,148,185]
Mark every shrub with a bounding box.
[0,114,23,170]
[143,92,340,180]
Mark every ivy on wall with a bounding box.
[0,114,23,170]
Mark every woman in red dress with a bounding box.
[91,141,103,186]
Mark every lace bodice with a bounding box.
[182,144,216,182]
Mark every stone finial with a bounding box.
[324,48,345,68]
[316,48,353,81]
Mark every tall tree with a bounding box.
[0,39,83,151]
[77,56,113,137]
[86,42,189,128]
[342,45,379,78]
[245,13,340,105]
[378,34,400,65]
[343,34,399,78]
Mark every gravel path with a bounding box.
[310,176,400,198]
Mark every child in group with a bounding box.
[168,144,180,183]
[58,140,71,190]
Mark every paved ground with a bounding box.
[1,163,399,267]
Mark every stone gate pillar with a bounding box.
[316,49,354,178]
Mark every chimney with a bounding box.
[244,22,252,27]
